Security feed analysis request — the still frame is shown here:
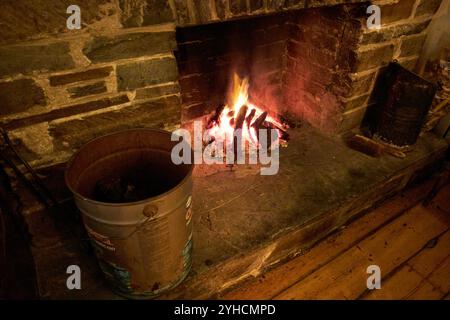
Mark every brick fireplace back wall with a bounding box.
[0,0,443,168]
[176,13,288,121]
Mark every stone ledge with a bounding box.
[15,125,447,299]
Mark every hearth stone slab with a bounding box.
[24,125,447,299]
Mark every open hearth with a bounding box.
[9,125,446,299]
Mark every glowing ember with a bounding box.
[205,73,289,148]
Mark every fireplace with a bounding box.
[0,0,448,299]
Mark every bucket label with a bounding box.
[85,225,116,251]
[186,196,192,209]
[185,206,193,226]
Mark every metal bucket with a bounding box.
[65,129,194,299]
[373,62,436,147]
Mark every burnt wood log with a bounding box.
[264,121,289,141]
[232,105,248,162]
[348,134,406,158]
[251,111,267,129]
[245,109,256,127]
[206,104,225,129]
[234,105,248,130]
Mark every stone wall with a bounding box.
[0,2,182,168]
[337,0,443,133]
[284,0,443,133]
[0,0,443,168]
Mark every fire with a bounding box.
[205,73,288,148]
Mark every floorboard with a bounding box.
[221,182,436,300]
[223,182,450,300]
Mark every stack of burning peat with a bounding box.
[205,103,289,151]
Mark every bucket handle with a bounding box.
[108,204,159,240]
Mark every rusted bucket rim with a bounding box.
[65,128,194,207]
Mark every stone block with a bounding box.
[361,20,431,45]
[49,66,113,86]
[379,0,415,25]
[399,33,427,58]
[340,72,375,98]
[0,43,74,77]
[83,32,176,63]
[339,106,367,132]
[342,94,369,112]
[351,44,395,72]
[230,0,247,15]
[116,57,179,91]
[192,0,213,23]
[0,0,113,45]
[173,0,191,25]
[0,79,46,116]
[249,0,265,12]
[5,95,129,130]
[67,81,107,98]
[119,0,174,27]
[49,95,181,150]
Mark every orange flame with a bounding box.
[207,73,282,145]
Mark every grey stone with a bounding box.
[67,81,107,98]
[400,34,427,58]
[346,73,375,98]
[250,0,265,11]
[342,94,369,112]
[229,0,247,15]
[83,32,177,63]
[117,57,179,91]
[0,79,46,116]
[0,0,113,45]
[173,0,190,25]
[379,0,416,25]
[352,44,395,72]
[49,66,113,86]
[135,82,180,100]
[215,0,228,19]
[192,0,213,23]
[0,42,75,77]
[5,95,130,130]
[361,20,431,45]
[49,95,181,150]
[119,0,174,27]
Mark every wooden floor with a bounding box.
[221,181,450,300]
